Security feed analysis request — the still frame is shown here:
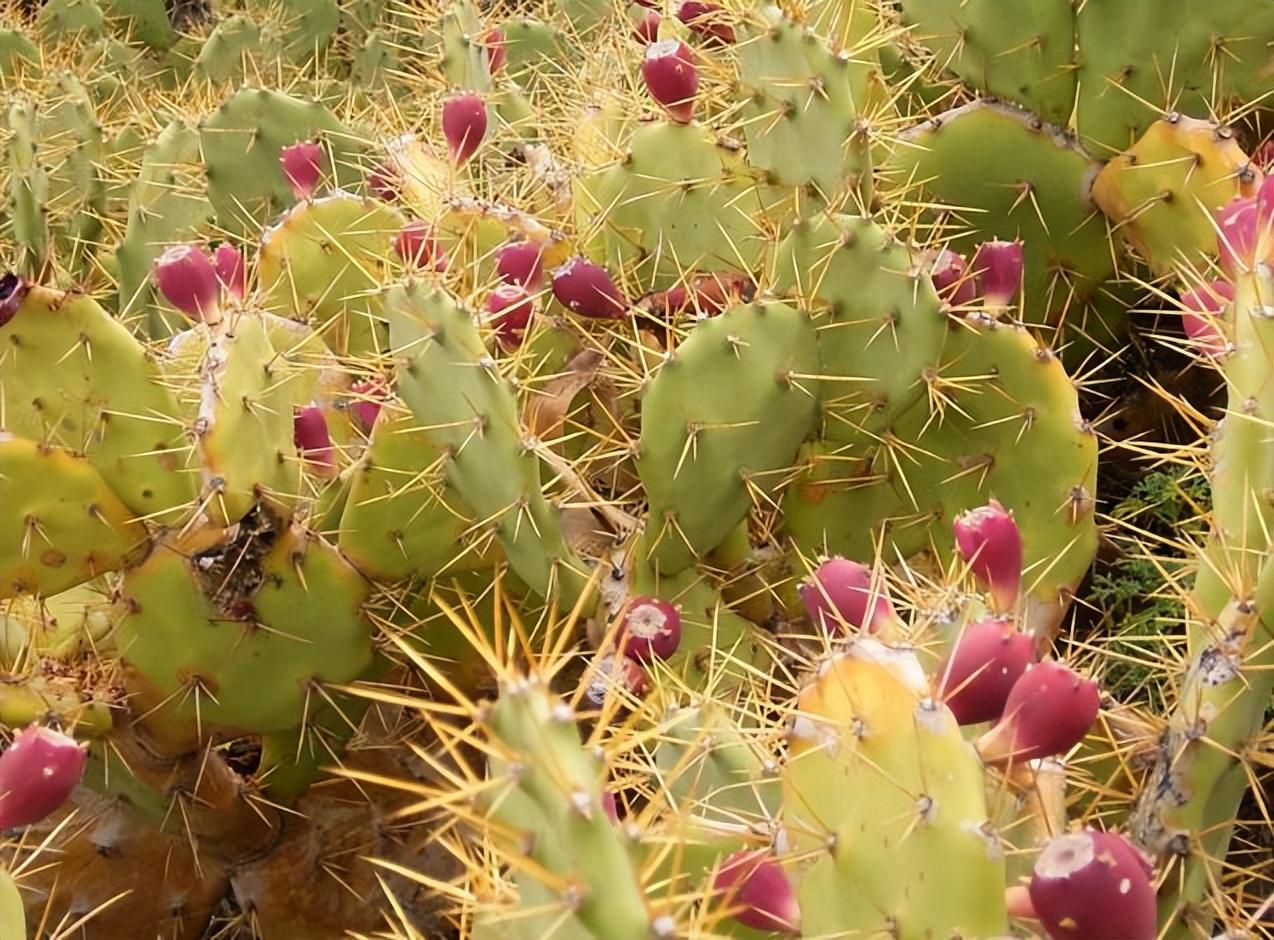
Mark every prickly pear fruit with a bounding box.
[601,789,620,822]
[496,240,544,287]
[396,219,446,271]
[712,850,800,935]
[1216,177,1273,276]
[1179,280,1233,356]
[970,240,1024,307]
[367,160,400,202]
[676,0,734,44]
[937,618,1035,725]
[931,249,976,306]
[214,243,246,299]
[976,661,1100,764]
[655,272,752,318]
[442,93,487,165]
[642,40,698,124]
[483,28,506,74]
[0,273,27,328]
[348,378,387,434]
[551,257,627,319]
[279,139,323,200]
[634,9,660,43]
[153,244,220,323]
[1027,830,1156,940]
[953,499,1023,613]
[584,655,650,706]
[484,284,534,349]
[0,725,87,830]
[799,557,898,636]
[294,405,336,475]
[617,596,681,662]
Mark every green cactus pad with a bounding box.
[736,5,875,201]
[771,213,946,444]
[114,521,373,737]
[783,640,1007,938]
[387,283,592,607]
[575,122,772,293]
[637,300,821,574]
[899,0,1075,125]
[1074,0,1274,156]
[0,29,39,79]
[785,314,1098,634]
[1092,115,1262,274]
[439,0,494,91]
[4,98,49,276]
[199,88,367,236]
[1,283,197,524]
[192,16,269,85]
[36,0,106,43]
[0,435,149,599]
[99,0,174,49]
[258,191,406,357]
[502,18,572,85]
[887,100,1114,337]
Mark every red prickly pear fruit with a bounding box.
[495,240,544,287]
[1254,139,1274,172]
[1027,830,1156,940]
[1216,197,1257,277]
[396,220,447,272]
[650,273,752,318]
[442,93,488,165]
[293,405,336,476]
[366,161,400,202]
[976,661,1100,764]
[154,244,221,323]
[213,243,246,299]
[633,9,660,43]
[642,40,698,124]
[798,556,898,636]
[279,139,324,200]
[483,28,506,73]
[936,618,1035,725]
[601,789,620,822]
[970,239,1024,306]
[1178,279,1233,356]
[676,0,735,44]
[348,378,387,434]
[953,499,1023,613]
[0,724,87,829]
[551,257,627,319]
[584,655,650,707]
[0,272,29,328]
[713,851,801,935]
[484,284,535,350]
[930,248,977,306]
[618,596,681,662]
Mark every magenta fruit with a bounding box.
[642,40,698,124]
[953,499,1023,613]
[279,139,324,200]
[483,28,506,74]
[676,0,735,44]
[1028,830,1156,940]
[442,93,488,165]
[633,9,661,43]
[550,257,627,319]
[0,724,87,830]
[293,405,336,475]
[484,284,535,350]
[712,850,800,935]
[617,596,682,662]
[348,378,388,435]
[930,248,977,306]
[798,556,898,636]
[976,661,1100,764]
[495,240,544,288]
[396,219,447,272]
[970,239,1024,307]
[584,655,650,707]
[0,273,28,328]
[153,244,221,323]
[936,618,1035,725]
[213,243,246,299]
[1178,279,1234,356]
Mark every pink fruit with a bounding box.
[293,405,336,475]
[551,257,627,319]
[618,596,681,662]
[953,499,1023,613]
[584,655,650,707]
[348,378,388,434]
[213,243,246,299]
[655,272,753,318]
[936,618,1035,725]
[713,851,800,935]
[930,248,976,306]
[633,9,661,43]
[1178,279,1233,356]
[601,789,620,822]
[279,139,324,200]
[0,272,28,328]
[0,725,87,829]
[485,284,535,350]
[442,93,488,164]
[676,0,735,44]
[153,244,221,323]
[483,28,506,74]
[970,239,1024,306]
[976,661,1100,764]
[367,160,400,202]
[642,40,698,124]
[1028,830,1156,940]
[798,556,898,636]
[495,240,544,287]
[396,220,447,272]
